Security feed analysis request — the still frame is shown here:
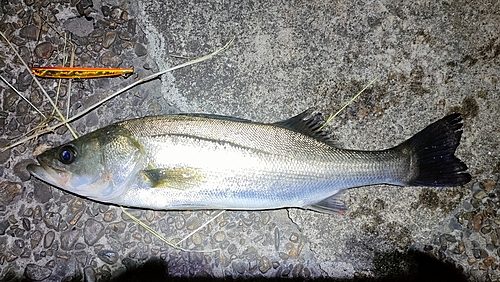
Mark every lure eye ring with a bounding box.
[58,144,78,165]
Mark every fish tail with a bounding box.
[398,113,471,187]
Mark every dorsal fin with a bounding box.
[273,109,338,146]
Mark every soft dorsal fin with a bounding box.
[273,109,337,146]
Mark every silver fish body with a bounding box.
[27,111,471,214]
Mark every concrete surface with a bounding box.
[0,0,499,281]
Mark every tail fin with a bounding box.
[399,114,471,187]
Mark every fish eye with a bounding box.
[58,145,77,165]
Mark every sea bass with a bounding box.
[27,111,471,214]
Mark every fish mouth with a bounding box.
[27,161,72,188]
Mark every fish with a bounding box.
[27,111,471,214]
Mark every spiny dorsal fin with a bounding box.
[273,109,338,146]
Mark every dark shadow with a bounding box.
[0,249,470,282]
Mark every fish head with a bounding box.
[27,126,145,202]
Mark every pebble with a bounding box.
[98,250,119,264]
[102,31,117,48]
[232,261,246,274]
[60,229,82,250]
[121,209,142,221]
[33,182,52,203]
[101,5,111,17]
[24,264,52,281]
[0,181,22,204]
[191,232,202,245]
[481,226,492,234]
[19,25,38,40]
[274,227,280,251]
[292,263,304,277]
[484,257,495,267]
[108,221,126,233]
[0,220,9,235]
[473,214,483,232]
[186,217,202,230]
[103,209,117,222]
[43,212,61,230]
[84,266,96,282]
[483,180,495,192]
[134,43,147,57]
[30,230,42,248]
[14,239,25,248]
[213,231,226,242]
[259,256,271,274]
[34,42,55,59]
[84,218,105,245]
[473,248,488,259]
[99,50,122,67]
[174,215,186,230]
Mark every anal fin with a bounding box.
[306,192,348,215]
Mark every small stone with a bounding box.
[0,220,9,235]
[43,212,61,230]
[60,229,81,250]
[289,232,299,243]
[84,266,96,282]
[474,190,487,200]
[84,218,105,245]
[481,226,492,234]
[100,51,122,67]
[259,256,271,274]
[98,250,119,264]
[33,181,52,204]
[478,263,488,271]
[279,252,290,260]
[232,261,246,274]
[170,215,184,230]
[34,42,55,59]
[44,231,55,248]
[19,25,38,40]
[292,263,304,277]
[473,214,483,232]
[483,180,495,192]
[102,31,117,48]
[109,221,126,233]
[101,5,110,17]
[0,181,22,204]
[121,209,142,221]
[473,248,488,259]
[134,43,147,57]
[103,209,117,222]
[24,264,52,281]
[484,257,495,267]
[467,257,477,265]
[22,218,31,231]
[186,217,201,230]
[303,267,311,278]
[30,230,42,248]
[192,232,202,245]
[213,231,225,242]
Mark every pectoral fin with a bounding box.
[142,167,203,190]
[306,192,348,215]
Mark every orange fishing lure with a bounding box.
[30,67,134,79]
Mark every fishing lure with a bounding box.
[30,66,134,79]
